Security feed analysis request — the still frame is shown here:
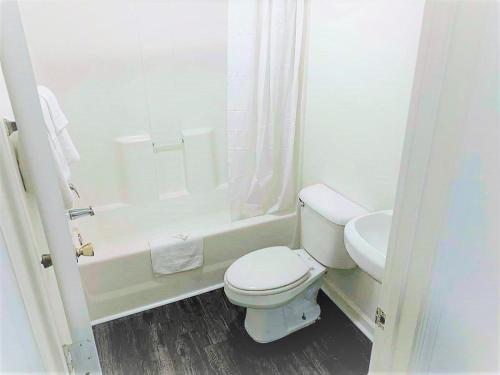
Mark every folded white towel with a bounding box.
[38,85,80,165]
[149,234,204,276]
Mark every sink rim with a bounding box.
[344,210,393,283]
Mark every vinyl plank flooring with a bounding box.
[93,289,372,375]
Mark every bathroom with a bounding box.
[1,1,498,374]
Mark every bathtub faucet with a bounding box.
[68,206,94,220]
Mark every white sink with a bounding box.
[344,210,393,282]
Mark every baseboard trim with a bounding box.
[91,282,225,326]
[321,279,375,341]
[92,278,376,343]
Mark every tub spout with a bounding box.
[68,206,94,220]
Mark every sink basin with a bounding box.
[344,210,393,282]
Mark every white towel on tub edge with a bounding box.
[149,234,204,276]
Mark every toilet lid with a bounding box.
[225,247,310,291]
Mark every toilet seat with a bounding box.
[225,272,310,296]
[224,246,310,295]
[224,249,326,310]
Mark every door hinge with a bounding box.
[63,340,101,374]
[63,344,74,373]
[375,307,386,329]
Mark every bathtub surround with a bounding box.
[227,0,305,220]
[182,127,218,193]
[19,0,228,210]
[114,134,158,204]
[301,0,425,338]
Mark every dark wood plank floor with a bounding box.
[93,289,372,375]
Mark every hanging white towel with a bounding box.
[6,86,80,209]
[9,131,75,208]
[149,234,204,276]
[37,85,80,165]
[34,85,80,208]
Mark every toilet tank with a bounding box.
[298,184,368,268]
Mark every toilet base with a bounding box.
[243,279,322,343]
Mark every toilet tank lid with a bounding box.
[299,184,368,225]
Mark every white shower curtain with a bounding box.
[227,0,305,220]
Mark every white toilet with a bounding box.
[224,184,368,343]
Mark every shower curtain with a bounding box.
[227,0,305,220]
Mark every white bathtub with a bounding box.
[76,202,298,324]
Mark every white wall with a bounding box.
[19,0,227,208]
[302,0,424,337]
[0,231,45,373]
[302,0,424,211]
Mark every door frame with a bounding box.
[370,1,497,372]
[369,2,456,371]
[0,1,101,373]
[0,122,69,373]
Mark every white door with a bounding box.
[370,1,499,373]
[0,2,101,374]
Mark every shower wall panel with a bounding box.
[19,0,228,211]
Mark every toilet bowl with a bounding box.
[224,184,368,343]
[224,247,325,343]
